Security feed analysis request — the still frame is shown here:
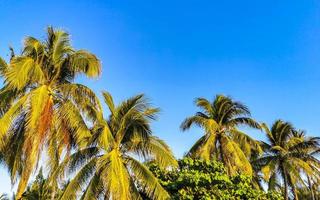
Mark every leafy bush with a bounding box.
[148,158,283,200]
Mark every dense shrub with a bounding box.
[148,158,283,200]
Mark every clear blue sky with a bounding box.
[1,0,320,194]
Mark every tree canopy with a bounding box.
[147,158,283,200]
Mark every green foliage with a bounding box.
[20,169,64,200]
[148,158,283,200]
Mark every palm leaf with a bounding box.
[126,156,170,200]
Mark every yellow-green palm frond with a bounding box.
[187,133,217,160]
[59,83,102,122]
[259,157,278,181]
[226,117,261,129]
[22,37,45,59]
[60,158,98,200]
[69,50,101,78]
[146,136,177,168]
[0,56,8,76]
[1,114,26,185]
[113,94,159,143]
[90,124,114,150]
[220,135,253,175]
[81,173,104,200]
[128,136,177,168]
[180,114,219,133]
[19,87,53,181]
[49,146,99,188]
[126,156,170,200]
[16,138,43,198]
[0,94,27,146]
[270,120,294,146]
[26,85,51,132]
[5,57,44,90]
[213,95,251,122]
[230,129,262,157]
[60,83,101,108]
[102,91,115,115]
[56,100,92,146]
[106,93,144,136]
[0,85,25,116]
[117,110,153,144]
[44,27,72,69]
[114,94,148,119]
[16,167,33,199]
[12,93,54,196]
[261,123,274,142]
[194,97,213,115]
[46,131,61,177]
[99,150,131,200]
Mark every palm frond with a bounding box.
[102,91,115,115]
[126,156,170,200]
[68,50,101,78]
[60,158,97,200]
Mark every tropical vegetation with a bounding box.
[255,121,320,200]
[0,26,101,199]
[180,95,261,175]
[57,92,177,199]
[147,158,283,200]
[0,27,319,200]
[21,168,65,200]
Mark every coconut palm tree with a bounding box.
[57,92,177,200]
[256,120,320,200]
[296,179,320,200]
[0,194,9,200]
[20,168,64,200]
[292,130,320,200]
[0,27,101,198]
[180,95,261,175]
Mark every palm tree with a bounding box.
[0,27,101,198]
[0,194,9,200]
[180,95,261,175]
[293,130,320,200]
[20,168,63,200]
[296,179,320,200]
[256,120,320,200]
[57,92,177,200]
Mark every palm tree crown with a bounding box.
[181,95,261,175]
[0,27,101,198]
[257,120,320,200]
[58,92,177,200]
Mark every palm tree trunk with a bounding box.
[51,189,56,200]
[293,188,298,200]
[307,175,315,200]
[281,164,289,200]
[218,135,229,174]
[288,174,299,200]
